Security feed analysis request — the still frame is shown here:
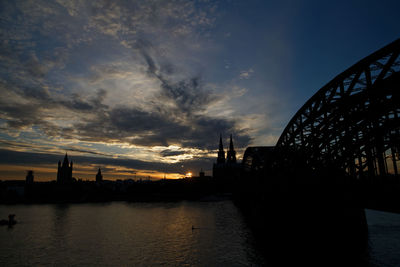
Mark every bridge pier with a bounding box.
[234,171,369,265]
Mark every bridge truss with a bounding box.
[276,39,400,179]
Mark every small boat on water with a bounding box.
[0,214,17,226]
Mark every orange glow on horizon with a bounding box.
[0,164,186,181]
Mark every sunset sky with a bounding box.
[1,0,400,181]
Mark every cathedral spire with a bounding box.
[63,153,69,166]
[227,134,236,163]
[217,134,225,164]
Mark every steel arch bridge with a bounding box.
[275,39,400,179]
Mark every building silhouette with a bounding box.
[96,168,103,182]
[213,134,241,180]
[57,153,73,183]
[26,170,34,184]
[217,134,225,164]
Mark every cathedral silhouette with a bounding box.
[213,134,240,180]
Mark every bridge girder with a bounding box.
[276,39,400,178]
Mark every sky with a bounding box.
[0,0,399,181]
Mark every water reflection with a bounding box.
[0,201,265,266]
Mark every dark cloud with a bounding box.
[25,52,47,78]
[65,102,247,150]
[137,40,216,114]
[159,77,213,114]
[19,86,52,102]
[0,83,108,134]
[110,108,175,133]
[64,105,237,150]
[159,149,186,157]
[135,39,158,76]
[62,147,110,157]
[0,101,46,129]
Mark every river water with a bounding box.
[366,209,400,266]
[0,201,399,266]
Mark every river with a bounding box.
[0,201,399,266]
[366,209,400,266]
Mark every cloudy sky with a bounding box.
[0,0,399,181]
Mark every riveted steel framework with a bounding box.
[242,146,275,173]
[276,39,400,178]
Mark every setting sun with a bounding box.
[185,172,192,178]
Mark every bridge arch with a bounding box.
[276,39,400,178]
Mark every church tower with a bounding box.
[226,134,237,163]
[96,168,103,182]
[217,134,226,164]
[57,153,73,183]
[26,170,34,184]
